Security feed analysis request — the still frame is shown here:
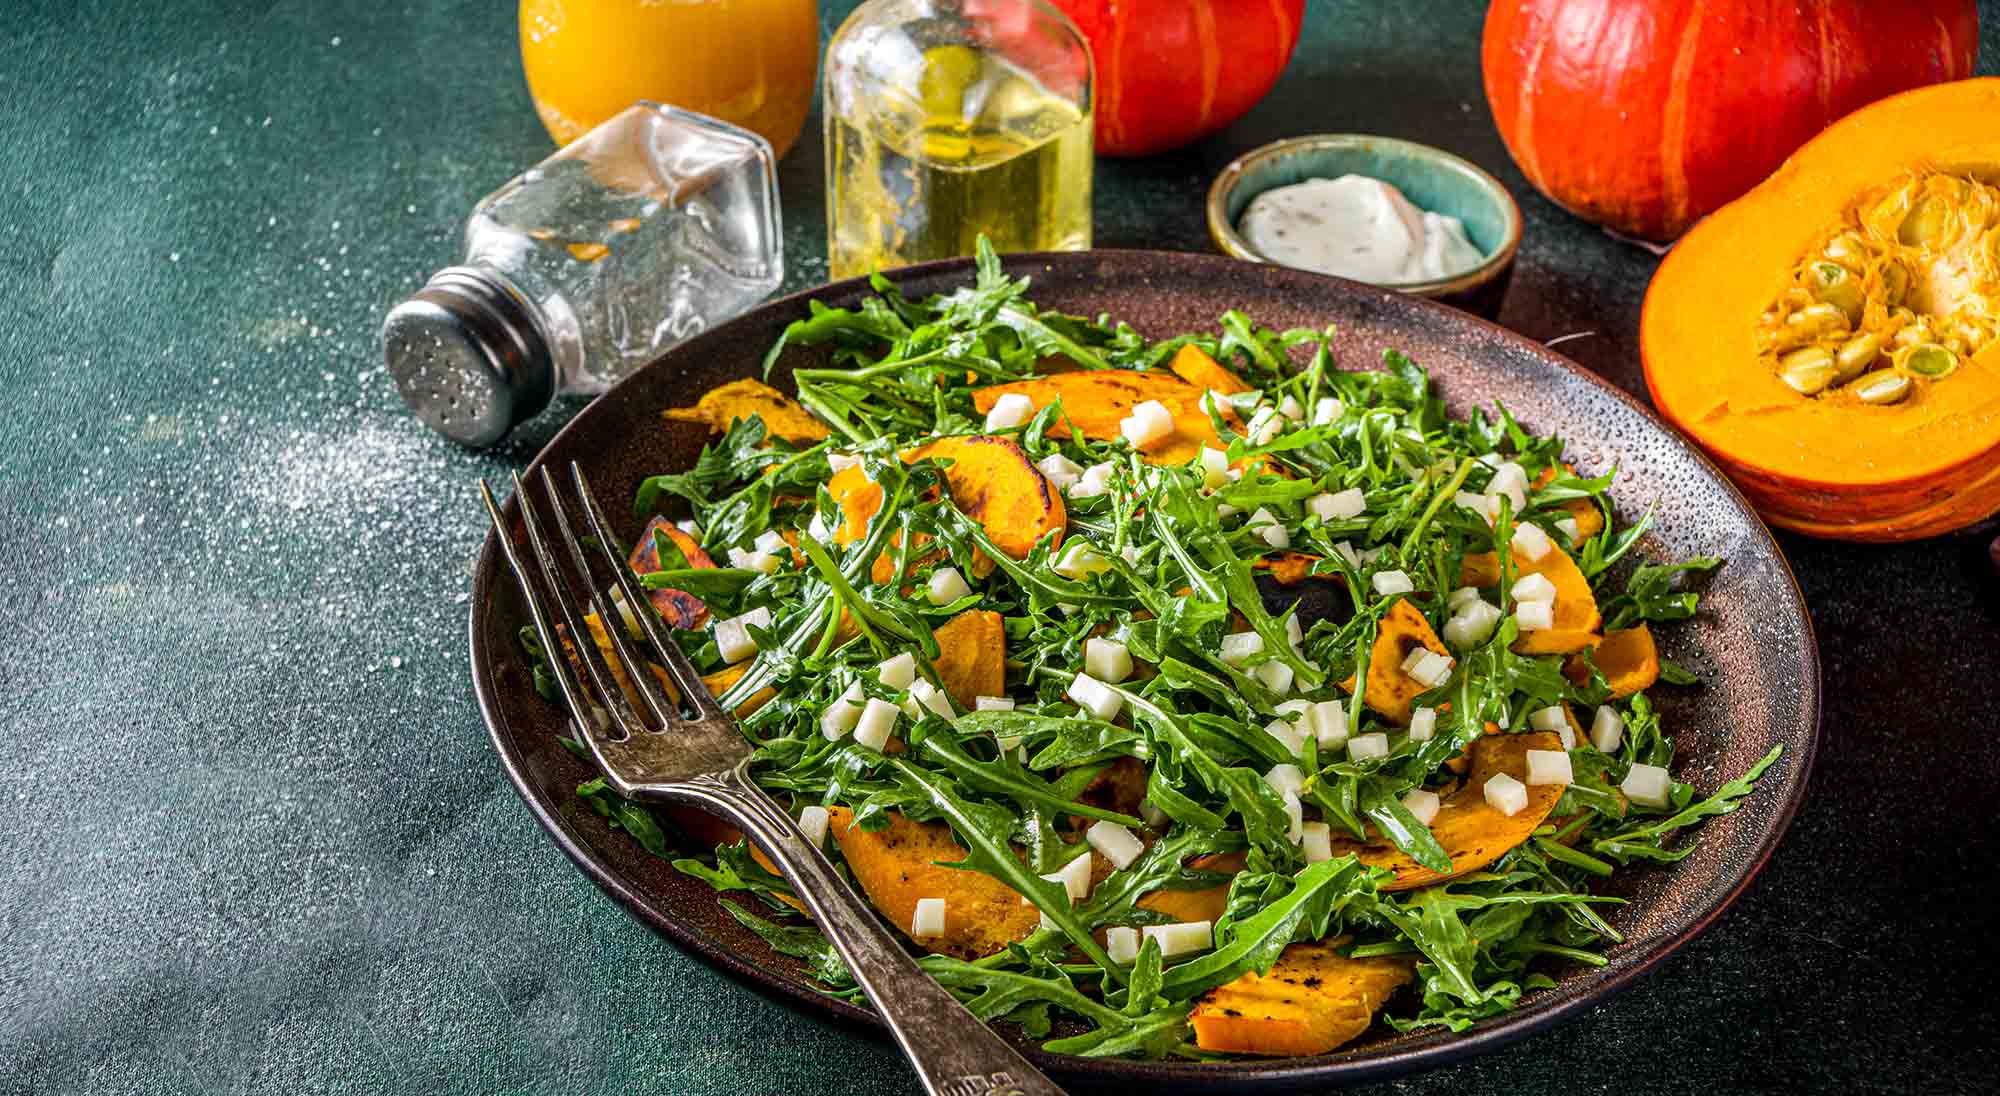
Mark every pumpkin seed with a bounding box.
[1779,347,1837,395]
[1834,333,1880,381]
[1809,262,1863,320]
[1853,369,1912,405]
[1902,343,1958,377]
[1899,192,1953,247]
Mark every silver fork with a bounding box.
[482,463,1066,1096]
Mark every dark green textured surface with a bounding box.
[3,2,1998,1094]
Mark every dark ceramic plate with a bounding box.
[469,251,1820,1091]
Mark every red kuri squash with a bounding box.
[1047,0,1305,157]
[1482,0,1979,241]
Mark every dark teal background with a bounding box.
[4,2,1998,1093]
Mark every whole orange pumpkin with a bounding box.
[1481,0,1979,241]
[1047,0,1305,158]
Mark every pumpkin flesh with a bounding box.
[1642,79,2000,540]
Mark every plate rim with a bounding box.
[468,249,1822,1090]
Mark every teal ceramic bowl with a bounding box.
[1208,134,1523,318]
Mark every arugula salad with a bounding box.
[534,242,1780,1060]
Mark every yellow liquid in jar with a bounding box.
[827,47,1093,280]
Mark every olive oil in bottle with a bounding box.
[824,2,1094,280]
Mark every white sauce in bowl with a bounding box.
[1237,174,1486,284]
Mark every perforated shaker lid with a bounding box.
[382,267,554,447]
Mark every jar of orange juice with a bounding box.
[520,0,820,159]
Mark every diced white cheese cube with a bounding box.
[1408,706,1438,742]
[1313,487,1367,521]
[903,679,956,722]
[1087,820,1145,869]
[1285,613,1304,649]
[1489,462,1530,512]
[798,804,830,847]
[754,529,789,556]
[1510,521,1554,562]
[1220,630,1265,666]
[1372,569,1415,596]
[806,512,831,542]
[1106,925,1141,963]
[1215,502,1239,519]
[1621,763,1673,807]
[674,518,704,539]
[1515,600,1555,632]
[1556,516,1582,543]
[1043,853,1094,902]
[1404,649,1455,689]
[1277,394,1304,420]
[1247,406,1285,445]
[1200,389,1231,418]
[1443,601,1502,650]
[1053,539,1112,580]
[1263,763,1306,800]
[1525,748,1573,786]
[1484,772,1530,816]
[820,682,865,740]
[1265,719,1307,757]
[714,607,769,664]
[1455,491,1495,523]
[1198,446,1231,489]
[910,897,947,938]
[1529,705,1568,732]
[1142,920,1214,959]
[877,651,918,690]
[1036,452,1083,492]
[1511,572,1559,603]
[727,547,781,575]
[1308,700,1349,748]
[1274,699,1313,718]
[1067,672,1124,721]
[1447,585,1484,610]
[1248,507,1290,549]
[976,695,1015,712]
[1119,544,1142,566]
[1068,462,1116,499]
[984,392,1035,431]
[1331,541,1361,568]
[1084,637,1133,684]
[853,697,901,750]
[1120,399,1175,449]
[1140,798,1171,829]
[1281,792,1304,844]
[827,452,860,474]
[1402,788,1441,826]
[1301,821,1333,863]
[1347,732,1390,761]
[1253,658,1294,695]
[1312,396,1344,425]
[926,566,972,606]
[1590,705,1625,753]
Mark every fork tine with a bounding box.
[533,466,681,732]
[569,462,728,722]
[479,478,628,768]
[507,470,645,742]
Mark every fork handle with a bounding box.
[657,769,1069,1096]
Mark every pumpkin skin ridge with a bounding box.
[1641,78,2000,540]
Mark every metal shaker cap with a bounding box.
[382,267,554,447]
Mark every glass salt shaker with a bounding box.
[384,102,783,446]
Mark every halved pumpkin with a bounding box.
[1642,78,2000,541]
[1326,730,1565,891]
[1566,624,1660,699]
[820,806,1041,959]
[1167,344,1253,395]
[827,435,1065,583]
